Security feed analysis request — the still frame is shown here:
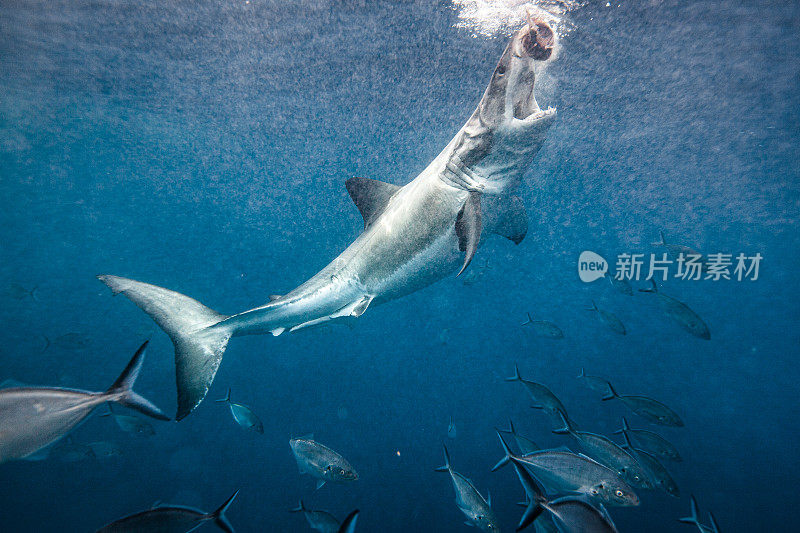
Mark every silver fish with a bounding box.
[577,368,613,398]
[496,431,619,532]
[5,282,38,301]
[679,495,719,533]
[497,418,540,455]
[448,416,457,439]
[587,301,626,335]
[603,382,684,427]
[291,500,340,533]
[95,490,238,533]
[623,440,680,498]
[41,332,92,352]
[640,280,710,340]
[435,444,500,532]
[522,313,564,339]
[506,364,570,424]
[97,18,558,420]
[653,231,707,268]
[101,405,156,436]
[216,389,263,434]
[552,412,651,490]
[614,417,681,462]
[0,341,169,463]
[290,436,358,490]
[492,444,639,507]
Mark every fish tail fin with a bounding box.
[105,340,170,421]
[652,230,666,246]
[216,388,232,403]
[708,511,720,533]
[40,335,51,353]
[98,275,233,420]
[289,500,306,513]
[521,312,533,326]
[435,444,451,472]
[551,410,572,435]
[639,279,658,293]
[577,367,585,379]
[586,300,598,311]
[601,381,619,401]
[339,509,359,533]
[211,490,239,533]
[678,495,701,526]
[497,417,517,436]
[613,416,630,435]
[30,285,40,302]
[492,430,515,471]
[505,363,523,382]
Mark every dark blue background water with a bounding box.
[1,0,798,531]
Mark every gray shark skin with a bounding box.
[97,19,558,420]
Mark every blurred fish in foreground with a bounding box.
[0,341,169,463]
[435,444,499,531]
[95,490,238,533]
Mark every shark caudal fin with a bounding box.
[210,490,239,533]
[105,340,170,421]
[97,275,232,420]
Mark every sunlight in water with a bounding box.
[451,0,585,38]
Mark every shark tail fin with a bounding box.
[505,363,523,382]
[98,275,233,420]
[435,444,452,472]
[105,340,170,421]
[678,495,701,526]
[210,490,239,533]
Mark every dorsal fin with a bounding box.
[345,177,401,229]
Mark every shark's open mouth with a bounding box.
[510,17,556,122]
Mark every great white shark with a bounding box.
[99,18,559,420]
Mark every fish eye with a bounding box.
[615,490,624,497]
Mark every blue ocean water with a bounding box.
[1,0,798,531]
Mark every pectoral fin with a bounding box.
[455,191,482,277]
[346,177,401,229]
[482,194,528,244]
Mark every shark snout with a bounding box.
[521,16,554,61]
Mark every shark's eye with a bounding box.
[497,64,506,76]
